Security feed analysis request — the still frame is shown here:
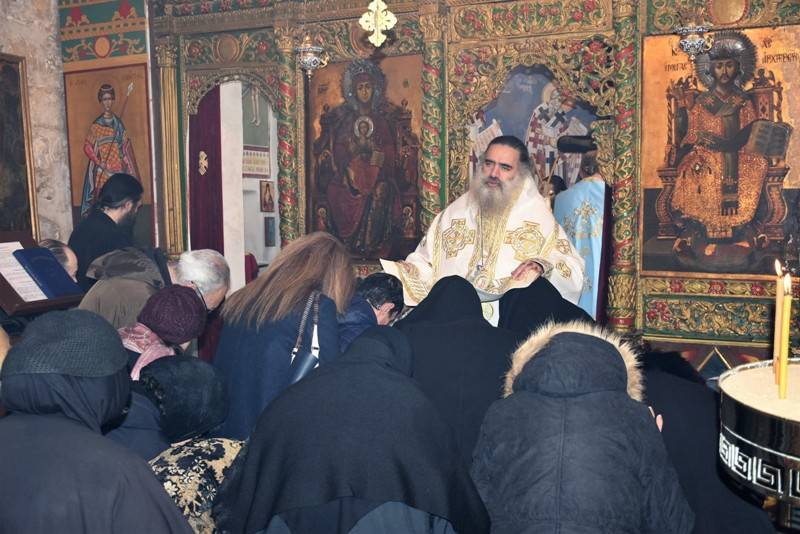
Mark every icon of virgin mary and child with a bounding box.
[313,59,419,259]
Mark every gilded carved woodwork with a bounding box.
[606,0,638,332]
[448,0,613,42]
[304,16,422,63]
[639,274,798,343]
[184,69,279,116]
[642,276,775,298]
[642,296,772,343]
[591,119,615,188]
[155,39,185,254]
[446,36,617,202]
[646,0,800,35]
[419,11,446,230]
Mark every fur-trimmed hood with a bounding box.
[504,320,643,401]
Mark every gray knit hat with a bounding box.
[0,310,128,378]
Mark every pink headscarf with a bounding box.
[118,323,175,380]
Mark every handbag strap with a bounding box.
[291,291,319,361]
[310,293,320,357]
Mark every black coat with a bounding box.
[643,361,774,534]
[69,209,134,290]
[471,322,694,534]
[498,277,592,337]
[396,276,519,465]
[0,370,191,533]
[214,327,489,534]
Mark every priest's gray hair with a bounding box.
[175,249,230,296]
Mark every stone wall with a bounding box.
[1,0,73,241]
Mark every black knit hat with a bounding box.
[1,310,128,379]
[138,356,228,442]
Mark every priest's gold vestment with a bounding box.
[383,178,585,306]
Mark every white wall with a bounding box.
[219,81,246,292]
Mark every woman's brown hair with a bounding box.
[222,232,355,327]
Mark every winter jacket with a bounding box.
[79,247,171,328]
[471,321,695,534]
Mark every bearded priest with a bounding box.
[382,135,584,324]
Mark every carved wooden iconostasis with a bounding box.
[146,0,800,363]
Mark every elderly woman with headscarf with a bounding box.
[122,357,243,534]
[105,355,228,460]
[118,284,208,380]
[213,327,489,534]
[395,276,519,466]
[0,310,192,533]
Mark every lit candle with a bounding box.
[774,260,784,384]
[779,273,792,399]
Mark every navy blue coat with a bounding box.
[338,295,377,353]
[213,294,340,440]
[472,323,694,534]
[105,390,171,460]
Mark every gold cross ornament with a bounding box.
[359,0,397,47]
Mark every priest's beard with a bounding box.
[118,207,138,229]
[470,167,526,218]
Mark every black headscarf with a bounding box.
[0,310,192,533]
[213,326,489,534]
[396,275,484,328]
[139,355,228,442]
[498,277,592,337]
[2,370,130,433]
[396,276,519,465]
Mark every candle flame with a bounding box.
[784,273,792,294]
[776,259,783,276]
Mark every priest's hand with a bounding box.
[511,260,543,282]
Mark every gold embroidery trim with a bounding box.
[556,238,572,255]
[396,262,430,304]
[431,215,442,281]
[556,261,572,278]
[441,218,476,259]
[505,221,548,263]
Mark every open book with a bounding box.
[0,242,81,303]
[744,120,793,159]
